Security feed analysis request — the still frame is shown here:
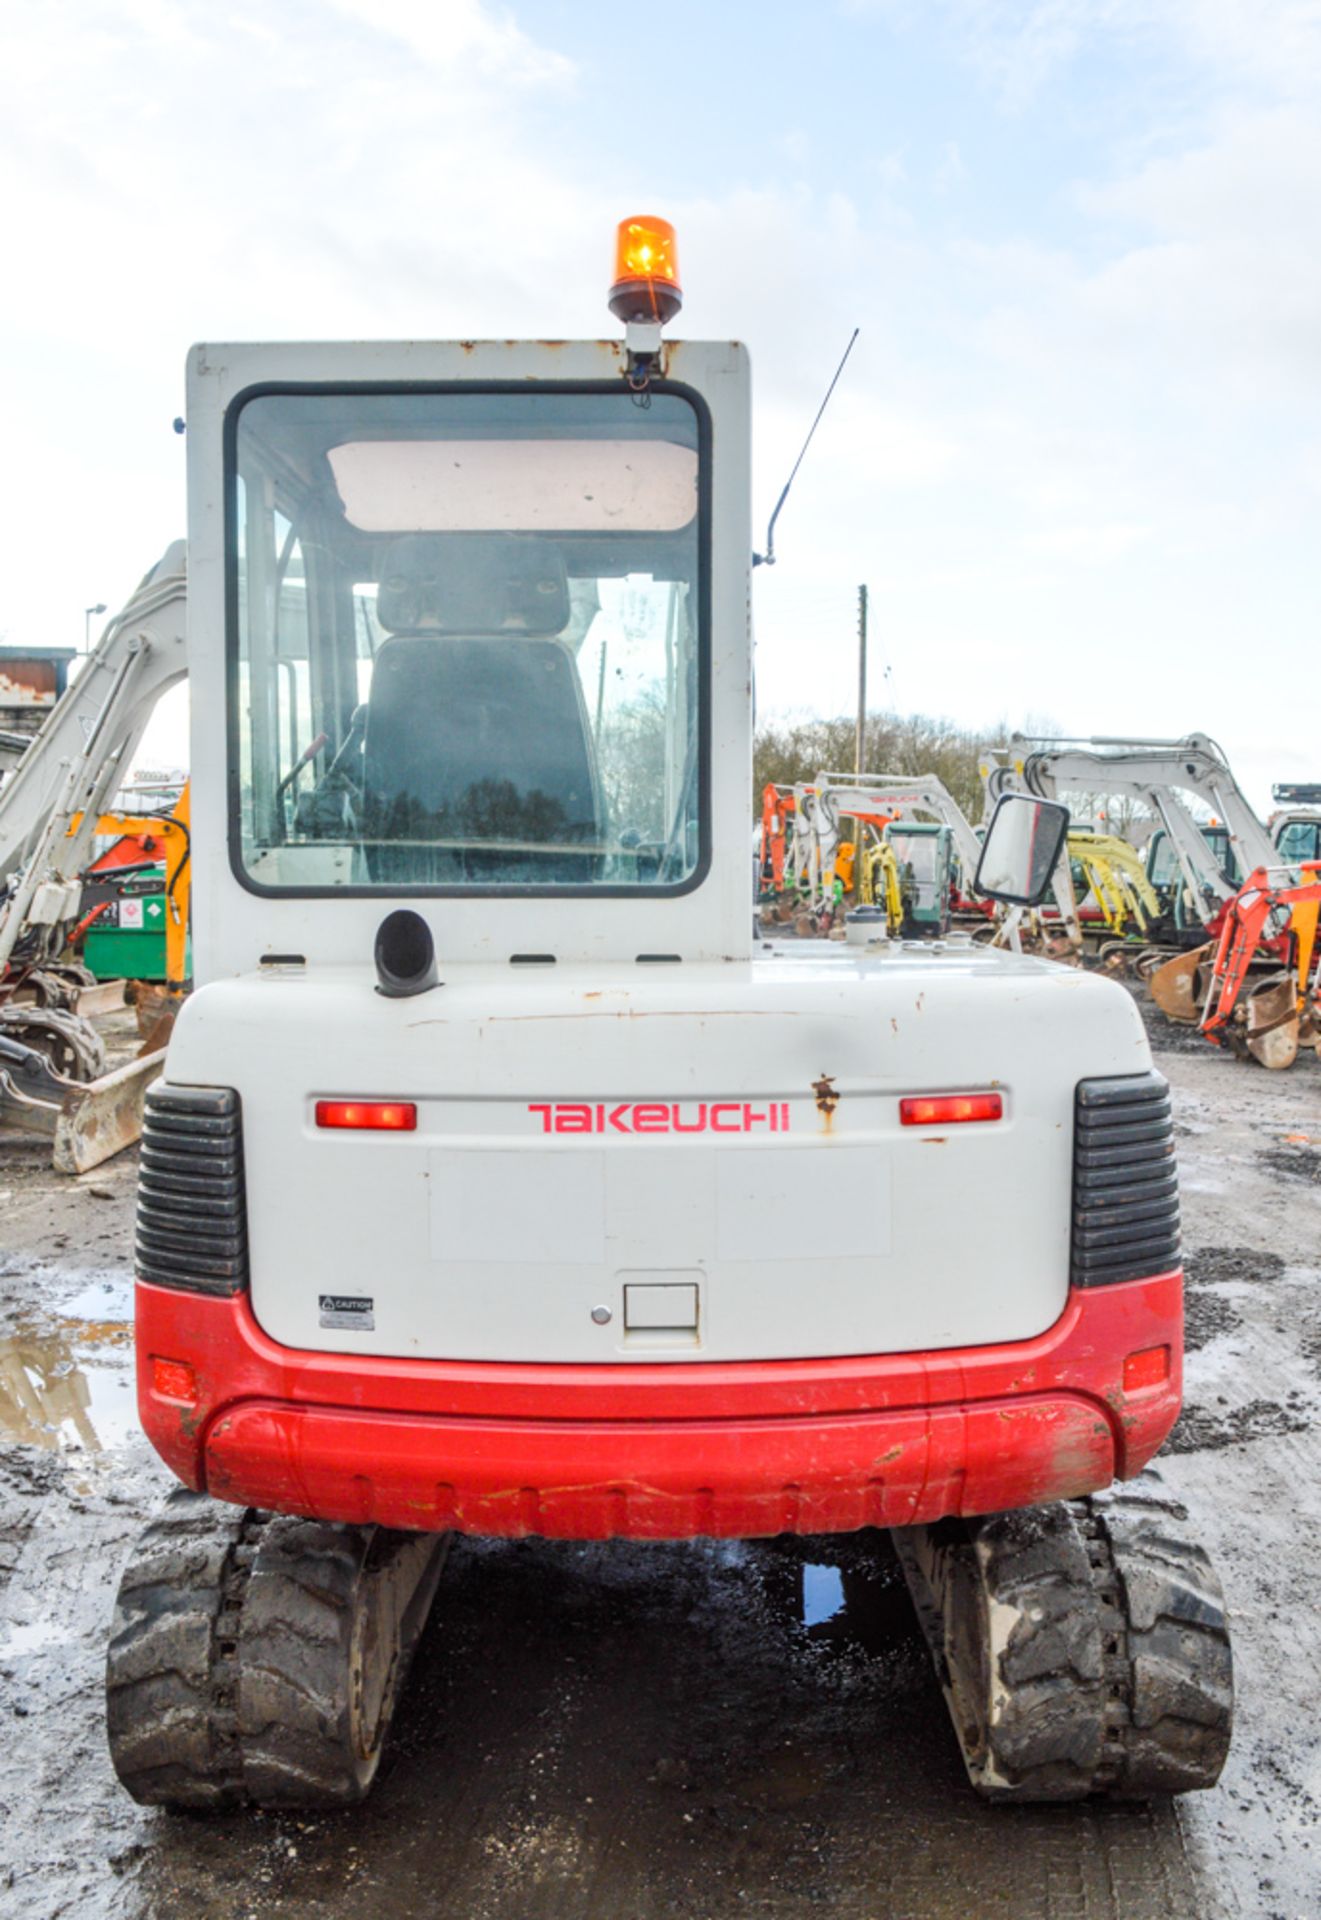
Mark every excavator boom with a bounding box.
[0,545,187,1165]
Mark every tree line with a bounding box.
[753,711,1158,841]
[753,711,1005,821]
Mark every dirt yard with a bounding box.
[1,1008,1318,1920]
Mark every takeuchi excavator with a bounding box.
[105,219,1232,1811]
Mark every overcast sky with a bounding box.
[1,0,1317,808]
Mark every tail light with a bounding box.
[900,1092,1003,1126]
[315,1100,417,1131]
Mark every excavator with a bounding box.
[103,219,1231,1812]
[0,552,189,1167]
[1270,786,1321,870]
[1065,830,1161,955]
[791,770,1083,952]
[980,751,1163,955]
[1007,736,1320,1067]
[778,781,909,936]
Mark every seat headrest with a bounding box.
[376,533,569,636]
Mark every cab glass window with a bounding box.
[1278,819,1321,866]
[229,388,705,893]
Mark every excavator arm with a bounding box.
[0,545,188,1167]
[1012,733,1286,925]
[0,543,187,971]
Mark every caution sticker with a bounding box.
[318,1294,375,1331]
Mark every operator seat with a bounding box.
[361,534,601,885]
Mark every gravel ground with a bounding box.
[1,1003,1319,1920]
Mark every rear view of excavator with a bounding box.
[104,220,1232,1812]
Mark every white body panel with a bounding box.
[173,333,1153,1374]
[164,943,1152,1363]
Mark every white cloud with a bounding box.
[853,0,1321,109]
[1,0,1318,813]
[324,0,575,85]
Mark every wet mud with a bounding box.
[1257,1143,1321,1186]
[1166,1396,1311,1455]
[1181,1286,1242,1353]
[1184,1248,1287,1289]
[4,1033,1321,1917]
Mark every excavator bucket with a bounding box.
[1243,978,1299,1071]
[51,1047,167,1174]
[1149,944,1211,1024]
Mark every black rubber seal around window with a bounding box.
[222,378,715,902]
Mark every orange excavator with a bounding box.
[1198,862,1321,1066]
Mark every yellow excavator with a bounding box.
[1067,828,1160,951]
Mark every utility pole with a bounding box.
[854,584,868,775]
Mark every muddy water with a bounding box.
[5,1029,1320,1918]
[0,1279,136,1459]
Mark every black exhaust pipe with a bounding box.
[374,910,439,998]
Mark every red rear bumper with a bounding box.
[136,1274,1182,1540]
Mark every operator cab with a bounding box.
[232,390,702,901]
[1274,816,1321,867]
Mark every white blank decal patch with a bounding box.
[715,1147,889,1263]
[430,1149,606,1264]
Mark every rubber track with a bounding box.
[961,1501,1110,1799]
[898,1470,1233,1801]
[237,1520,383,1809]
[105,1489,266,1809]
[1080,1479,1233,1795]
[108,1496,444,1811]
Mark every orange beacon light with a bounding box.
[609,216,683,325]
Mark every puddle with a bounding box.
[59,1274,132,1323]
[0,1616,76,1657]
[759,1539,916,1659]
[801,1561,844,1627]
[0,1308,137,1455]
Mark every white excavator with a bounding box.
[787,770,1083,950]
[1001,735,1318,1066]
[103,218,1231,1811]
[0,552,188,1166]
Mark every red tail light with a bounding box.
[1123,1345,1171,1392]
[151,1357,198,1404]
[900,1092,1003,1127]
[315,1100,417,1131]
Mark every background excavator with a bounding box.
[1003,735,1321,1068]
[789,770,1083,953]
[0,549,190,1168]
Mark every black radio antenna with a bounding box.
[754,326,859,567]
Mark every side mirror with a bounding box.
[974,793,1069,907]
